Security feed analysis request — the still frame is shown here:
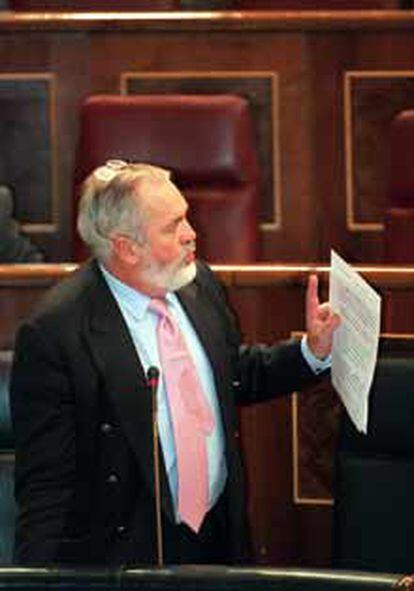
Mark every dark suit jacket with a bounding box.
[10,260,317,566]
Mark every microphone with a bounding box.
[147,366,163,567]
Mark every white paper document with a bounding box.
[329,250,381,433]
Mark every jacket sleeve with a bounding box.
[10,320,77,564]
[196,261,322,405]
[237,339,321,404]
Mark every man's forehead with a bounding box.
[134,175,187,211]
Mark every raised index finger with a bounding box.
[306,273,319,325]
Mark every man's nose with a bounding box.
[182,219,196,243]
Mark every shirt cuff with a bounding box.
[300,335,332,374]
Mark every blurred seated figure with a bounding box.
[0,186,43,263]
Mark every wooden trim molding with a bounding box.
[2,262,414,287]
[2,10,414,33]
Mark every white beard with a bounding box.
[141,257,197,293]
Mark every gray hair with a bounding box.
[77,160,171,262]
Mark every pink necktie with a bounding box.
[150,298,215,533]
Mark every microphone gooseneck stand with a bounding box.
[147,366,164,567]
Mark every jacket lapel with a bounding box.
[82,263,174,520]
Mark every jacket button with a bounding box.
[116,525,127,535]
[232,380,241,388]
[101,423,113,434]
[107,473,119,484]
[234,430,240,439]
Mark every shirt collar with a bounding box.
[99,263,178,320]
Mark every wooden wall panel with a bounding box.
[345,73,414,231]
[0,74,57,227]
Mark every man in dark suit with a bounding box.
[10,160,339,567]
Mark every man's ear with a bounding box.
[111,235,141,265]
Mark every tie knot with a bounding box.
[149,298,170,318]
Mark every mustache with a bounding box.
[181,242,196,259]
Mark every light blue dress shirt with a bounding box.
[100,265,330,521]
[301,336,332,374]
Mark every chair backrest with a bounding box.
[332,357,414,573]
[384,110,414,262]
[73,94,260,263]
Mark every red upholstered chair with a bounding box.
[73,94,260,263]
[384,110,414,263]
